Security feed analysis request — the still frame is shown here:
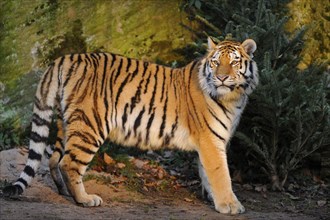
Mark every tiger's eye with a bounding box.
[211,59,219,67]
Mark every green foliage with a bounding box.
[0,102,24,150]
[237,66,329,190]
[186,0,330,189]
[0,71,39,150]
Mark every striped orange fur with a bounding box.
[4,38,258,214]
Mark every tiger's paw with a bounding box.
[76,194,103,207]
[215,193,245,215]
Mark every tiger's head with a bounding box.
[199,38,258,101]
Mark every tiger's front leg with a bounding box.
[198,139,245,215]
[59,124,103,207]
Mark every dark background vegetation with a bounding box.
[0,0,329,193]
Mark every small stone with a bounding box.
[243,184,253,190]
[317,200,327,207]
[157,169,164,179]
[133,159,147,169]
[184,198,193,203]
[116,163,126,169]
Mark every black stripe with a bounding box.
[239,83,249,89]
[31,113,50,127]
[129,59,140,83]
[203,117,225,142]
[23,165,35,177]
[170,112,179,138]
[244,60,248,72]
[75,81,89,104]
[114,73,131,125]
[40,66,51,95]
[148,74,158,114]
[249,61,254,78]
[145,109,155,142]
[72,168,83,176]
[170,69,174,85]
[188,93,202,127]
[187,107,198,130]
[40,65,54,105]
[202,60,207,76]
[109,55,117,120]
[94,53,101,59]
[45,149,52,159]
[92,107,105,141]
[28,149,42,161]
[63,60,78,88]
[114,57,123,84]
[85,54,92,66]
[90,53,100,67]
[122,103,129,130]
[72,143,96,155]
[114,72,131,107]
[129,59,140,82]
[30,131,48,143]
[67,131,98,146]
[69,153,89,166]
[159,96,168,138]
[125,130,131,140]
[210,96,231,120]
[90,61,99,96]
[34,98,52,111]
[188,60,198,86]
[208,109,228,130]
[73,60,88,92]
[171,69,178,99]
[54,148,64,159]
[164,135,171,146]
[102,55,110,135]
[130,78,144,113]
[67,109,97,135]
[143,63,151,94]
[55,139,63,150]
[100,53,109,96]
[57,56,65,73]
[160,66,166,102]
[126,57,132,73]
[17,177,28,187]
[133,107,145,135]
[77,54,82,64]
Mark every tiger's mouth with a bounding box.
[215,82,236,91]
[215,84,236,92]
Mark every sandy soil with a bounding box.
[0,148,328,220]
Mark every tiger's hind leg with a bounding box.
[59,122,103,207]
[49,113,70,196]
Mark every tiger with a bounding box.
[3,37,258,215]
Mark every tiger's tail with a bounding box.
[3,63,59,197]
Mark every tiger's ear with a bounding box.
[207,37,217,50]
[242,39,257,57]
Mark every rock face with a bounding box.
[1,0,196,87]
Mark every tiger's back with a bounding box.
[59,53,200,150]
[4,38,258,215]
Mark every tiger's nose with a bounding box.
[217,75,229,82]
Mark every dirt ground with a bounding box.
[0,148,329,220]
